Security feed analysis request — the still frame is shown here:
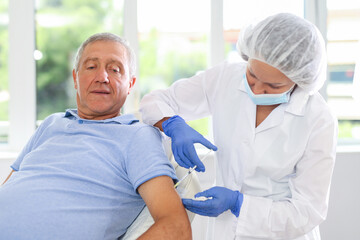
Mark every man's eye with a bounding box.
[87,66,95,70]
[111,68,120,73]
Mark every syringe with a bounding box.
[174,149,213,188]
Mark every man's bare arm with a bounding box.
[137,175,192,240]
[2,170,14,185]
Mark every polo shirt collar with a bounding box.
[64,109,139,125]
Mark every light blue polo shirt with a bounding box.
[0,109,177,240]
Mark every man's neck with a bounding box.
[77,109,121,120]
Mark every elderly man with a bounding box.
[0,33,191,240]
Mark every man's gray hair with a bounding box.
[73,32,136,77]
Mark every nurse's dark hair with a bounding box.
[240,52,249,61]
[73,32,136,77]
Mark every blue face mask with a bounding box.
[243,74,295,106]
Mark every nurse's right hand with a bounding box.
[162,115,217,172]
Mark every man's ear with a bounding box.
[72,69,78,90]
[128,76,136,95]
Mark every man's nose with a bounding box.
[96,69,110,83]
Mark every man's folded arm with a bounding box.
[137,175,192,240]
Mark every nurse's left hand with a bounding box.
[182,186,243,217]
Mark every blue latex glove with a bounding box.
[182,186,243,217]
[162,115,217,172]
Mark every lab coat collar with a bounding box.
[285,87,309,116]
[64,109,139,125]
[238,80,309,117]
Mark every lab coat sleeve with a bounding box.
[139,62,227,125]
[235,109,338,239]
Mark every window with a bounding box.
[137,0,210,135]
[223,0,304,62]
[138,0,209,96]
[0,1,8,143]
[326,0,360,144]
[3,0,360,152]
[35,0,124,120]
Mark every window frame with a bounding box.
[6,0,36,152]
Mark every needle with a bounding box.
[174,149,213,188]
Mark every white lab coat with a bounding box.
[140,61,338,240]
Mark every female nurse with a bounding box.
[140,13,338,240]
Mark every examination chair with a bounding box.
[120,134,201,240]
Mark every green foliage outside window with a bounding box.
[338,120,360,139]
[138,29,208,97]
[138,29,209,135]
[36,0,210,124]
[36,0,123,119]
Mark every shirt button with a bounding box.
[78,120,83,124]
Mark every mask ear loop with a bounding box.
[288,83,296,92]
[288,84,297,96]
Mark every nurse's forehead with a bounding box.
[248,60,291,84]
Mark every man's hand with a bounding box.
[182,186,243,217]
[162,115,217,172]
[137,176,192,239]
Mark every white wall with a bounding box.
[320,151,360,239]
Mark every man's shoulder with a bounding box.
[130,122,163,139]
[48,112,66,119]
[39,112,66,127]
